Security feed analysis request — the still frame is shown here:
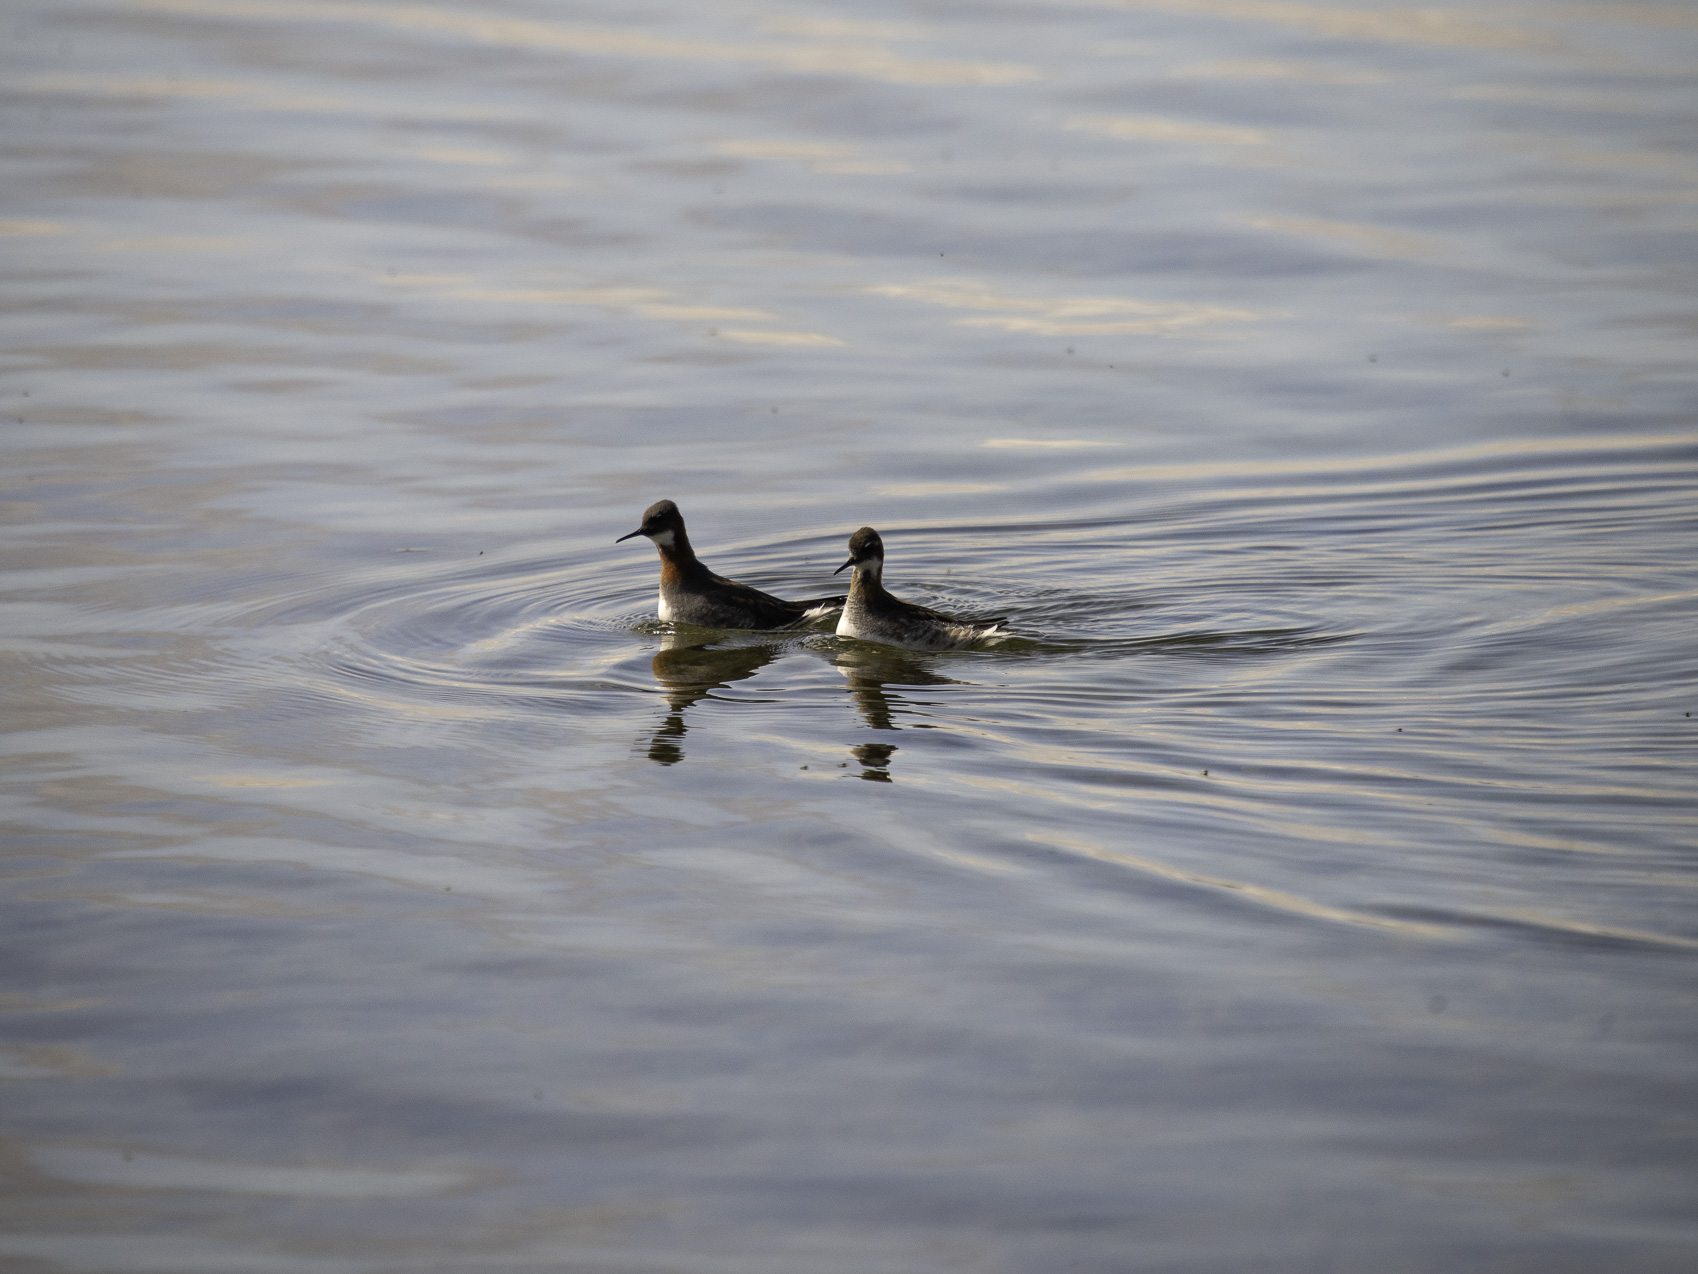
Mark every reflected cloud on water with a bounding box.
[866,277,1262,337]
[142,0,1039,87]
[1052,0,1552,51]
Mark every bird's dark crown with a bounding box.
[846,526,884,561]
[638,499,681,532]
[617,499,686,545]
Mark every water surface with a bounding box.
[3,0,1697,1270]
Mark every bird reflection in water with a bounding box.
[646,634,779,765]
[643,636,968,778]
[835,645,965,782]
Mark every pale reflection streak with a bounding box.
[1535,588,1698,623]
[717,330,846,347]
[0,995,103,1013]
[1028,831,1450,937]
[1489,911,1698,952]
[1525,153,1698,220]
[1066,114,1271,149]
[945,769,1120,815]
[384,143,578,189]
[41,888,330,919]
[1443,316,1532,329]
[1049,0,1552,51]
[22,74,246,100]
[871,482,1006,496]
[1383,1168,1582,1206]
[203,772,335,789]
[1562,4,1698,31]
[712,140,910,176]
[31,1147,470,1197]
[0,1235,369,1274]
[1173,58,1390,84]
[0,219,67,236]
[926,846,1028,874]
[1078,428,1698,486]
[143,0,1039,87]
[403,145,516,167]
[867,279,1261,337]
[386,278,768,322]
[941,757,1404,844]
[1241,214,1440,260]
[47,740,590,867]
[380,275,844,346]
[758,16,927,41]
[97,237,250,254]
[928,715,1688,838]
[1450,84,1647,112]
[982,438,1118,449]
[108,837,559,900]
[1486,827,1635,859]
[0,1045,119,1081]
[18,73,527,121]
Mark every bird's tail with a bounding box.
[790,595,848,624]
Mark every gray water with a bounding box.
[3,0,1697,1270]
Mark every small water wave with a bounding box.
[10,0,1698,1263]
[261,430,1698,742]
[313,556,655,713]
[293,545,1354,730]
[111,429,1682,970]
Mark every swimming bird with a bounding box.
[616,499,845,629]
[834,526,1006,650]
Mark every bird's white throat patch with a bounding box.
[649,528,676,548]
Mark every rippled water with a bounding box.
[4,0,1697,1270]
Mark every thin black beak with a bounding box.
[834,555,856,575]
[615,528,645,544]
